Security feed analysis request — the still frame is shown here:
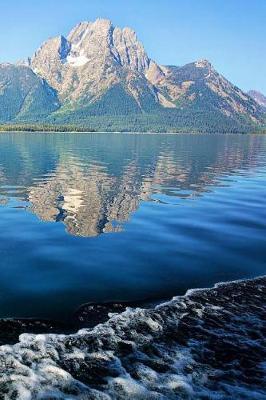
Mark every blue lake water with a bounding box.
[0,133,265,320]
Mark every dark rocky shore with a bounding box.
[0,300,152,346]
[0,276,265,399]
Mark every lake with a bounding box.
[0,133,265,320]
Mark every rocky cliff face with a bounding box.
[248,90,266,110]
[29,19,263,125]
[0,18,264,131]
[153,60,261,122]
[30,19,161,109]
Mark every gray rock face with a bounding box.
[29,18,264,124]
[1,18,264,129]
[30,19,156,106]
[67,19,150,73]
[248,90,266,109]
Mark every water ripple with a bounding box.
[0,133,265,319]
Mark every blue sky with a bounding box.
[1,0,265,93]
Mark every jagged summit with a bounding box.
[32,18,150,73]
[0,19,264,131]
[248,90,266,109]
[194,59,212,68]
[30,18,152,105]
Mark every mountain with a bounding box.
[248,90,266,110]
[0,19,265,132]
[30,19,161,113]
[0,64,59,122]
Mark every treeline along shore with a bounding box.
[0,123,265,134]
[0,124,97,133]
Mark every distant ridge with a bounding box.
[248,90,266,110]
[0,19,265,132]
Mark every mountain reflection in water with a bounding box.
[0,133,263,238]
[0,133,265,320]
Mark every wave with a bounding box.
[0,276,265,399]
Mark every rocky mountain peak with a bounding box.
[31,35,70,73]
[65,18,150,72]
[112,26,150,72]
[195,59,212,69]
[17,19,263,130]
[248,90,266,109]
[67,19,113,50]
[30,19,152,102]
[31,19,151,74]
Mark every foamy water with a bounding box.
[0,133,266,398]
[0,276,265,399]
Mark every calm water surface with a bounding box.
[0,133,265,320]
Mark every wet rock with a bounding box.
[0,277,265,399]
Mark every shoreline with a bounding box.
[0,130,264,135]
[0,274,265,398]
[0,124,265,135]
[0,274,265,346]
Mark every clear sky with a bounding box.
[1,0,265,93]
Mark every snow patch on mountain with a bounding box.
[66,54,89,67]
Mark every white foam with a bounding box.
[0,276,265,399]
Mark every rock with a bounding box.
[0,19,264,130]
[248,90,266,109]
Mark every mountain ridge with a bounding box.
[248,90,266,110]
[0,18,265,132]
